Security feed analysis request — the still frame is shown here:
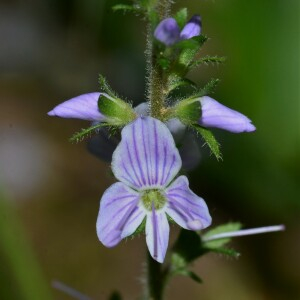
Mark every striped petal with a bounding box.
[165,176,212,230]
[146,206,170,263]
[112,117,182,190]
[96,182,145,247]
[48,92,106,121]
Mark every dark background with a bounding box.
[0,0,299,299]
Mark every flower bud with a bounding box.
[180,15,202,40]
[154,18,181,46]
[48,92,105,121]
[199,96,256,133]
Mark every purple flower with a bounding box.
[180,15,202,40]
[48,92,106,122]
[96,117,211,263]
[199,96,256,133]
[154,15,202,46]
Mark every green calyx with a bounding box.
[98,93,136,126]
[141,189,167,211]
[174,97,201,125]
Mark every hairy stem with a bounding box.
[146,0,171,120]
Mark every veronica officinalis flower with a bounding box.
[96,117,211,263]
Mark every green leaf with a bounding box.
[112,4,137,12]
[174,8,188,28]
[202,222,242,248]
[210,247,241,258]
[191,56,226,68]
[69,123,110,143]
[167,75,196,94]
[193,125,222,160]
[176,35,208,68]
[98,74,119,98]
[175,269,203,284]
[190,78,220,98]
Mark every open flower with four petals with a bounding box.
[96,117,212,263]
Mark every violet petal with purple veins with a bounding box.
[97,117,211,263]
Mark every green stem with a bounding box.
[146,251,165,300]
[146,0,171,120]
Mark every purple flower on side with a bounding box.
[199,96,256,133]
[96,117,211,263]
[154,15,201,46]
[48,92,106,122]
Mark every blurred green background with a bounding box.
[0,0,299,299]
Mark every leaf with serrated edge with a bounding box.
[69,123,110,143]
[174,8,188,28]
[193,125,222,160]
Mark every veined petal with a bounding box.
[154,18,180,46]
[96,182,145,247]
[112,117,182,190]
[165,176,212,230]
[180,15,202,40]
[48,92,106,121]
[146,206,170,263]
[199,96,256,133]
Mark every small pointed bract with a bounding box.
[97,117,211,263]
[180,15,202,40]
[154,18,181,46]
[48,92,106,121]
[199,96,256,133]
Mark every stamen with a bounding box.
[202,225,285,242]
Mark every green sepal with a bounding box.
[191,56,226,68]
[174,8,188,28]
[202,222,242,249]
[192,125,222,160]
[167,74,196,94]
[69,123,111,143]
[98,94,136,126]
[174,35,208,74]
[188,78,220,99]
[174,98,201,125]
[98,74,119,98]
